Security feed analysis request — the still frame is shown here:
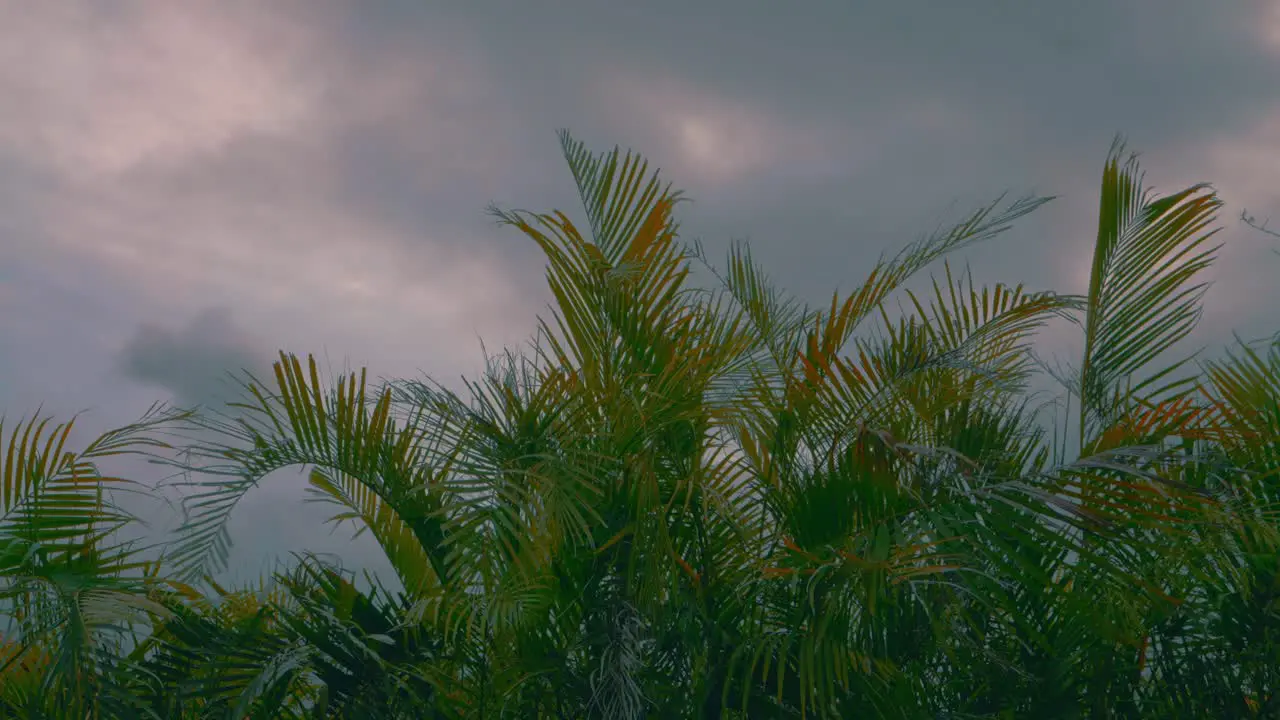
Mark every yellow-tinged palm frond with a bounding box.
[489,193,690,391]
[903,261,1083,382]
[0,634,48,707]
[306,466,437,598]
[164,353,454,586]
[752,282,1073,466]
[489,132,686,329]
[1201,338,1280,464]
[1,403,187,562]
[556,128,684,262]
[712,195,1053,400]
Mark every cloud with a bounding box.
[1264,0,1280,51]
[589,71,846,189]
[0,1,328,179]
[1179,104,1280,344]
[116,306,270,410]
[1,0,535,408]
[7,0,1280,581]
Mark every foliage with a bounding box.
[3,131,1278,718]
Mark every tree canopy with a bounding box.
[2,131,1277,718]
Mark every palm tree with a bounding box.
[127,130,1249,719]
[7,130,1274,718]
[941,140,1235,718]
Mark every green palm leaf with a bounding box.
[1078,138,1223,449]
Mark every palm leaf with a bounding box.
[1077,138,1223,448]
[161,353,453,586]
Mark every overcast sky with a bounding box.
[4,0,1280,581]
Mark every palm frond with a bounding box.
[161,353,451,585]
[1077,138,1223,448]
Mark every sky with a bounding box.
[3,0,1280,582]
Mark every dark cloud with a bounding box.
[116,307,271,410]
[316,0,1280,321]
[429,0,1280,147]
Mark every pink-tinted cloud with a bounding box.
[2,0,535,404]
[588,69,859,190]
[0,1,328,178]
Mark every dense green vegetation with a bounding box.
[2,131,1278,718]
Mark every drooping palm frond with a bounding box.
[160,354,456,587]
[306,466,436,598]
[0,403,189,563]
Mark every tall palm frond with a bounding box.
[1077,137,1223,450]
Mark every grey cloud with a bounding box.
[432,0,1280,148]
[116,307,271,411]
[7,0,1280,580]
[330,0,1280,316]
